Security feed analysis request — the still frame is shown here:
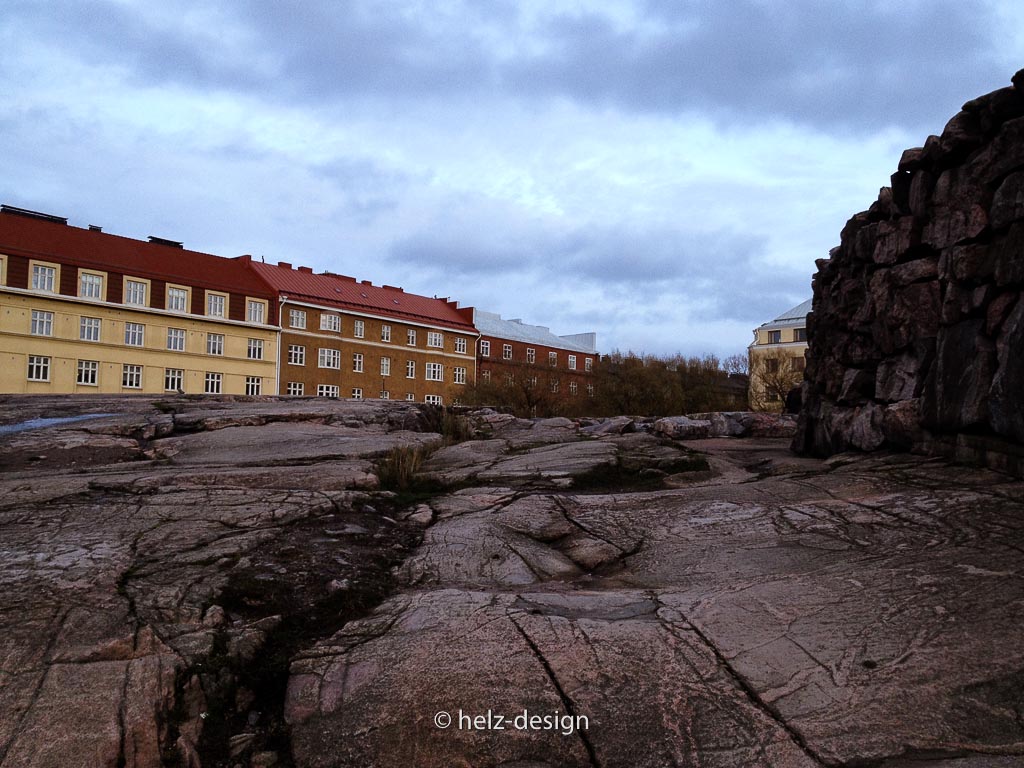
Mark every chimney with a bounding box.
[278,261,292,269]
[88,225,102,232]
[298,266,313,273]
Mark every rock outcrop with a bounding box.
[795,71,1024,476]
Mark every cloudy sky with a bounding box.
[2,1,1021,357]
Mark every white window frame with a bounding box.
[427,331,443,348]
[27,355,51,382]
[405,393,415,401]
[407,328,417,346]
[124,279,148,307]
[79,271,104,300]
[247,338,264,360]
[286,382,305,396]
[353,319,364,338]
[549,351,558,366]
[425,362,444,382]
[454,366,467,384]
[206,292,228,318]
[75,360,98,386]
[125,322,145,347]
[405,360,415,379]
[165,368,184,392]
[569,380,579,395]
[80,316,101,342]
[380,356,391,376]
[351,388,363,400]
[353,353,364,373]
[424,394,443,405]
[245,376,262,396]
[207,333,225,356]
[30,263,57,293]
[455,337,467,354]
[288,345,306,366]
[527,348,536,364]
[166,285,190,313]
[290,309,307,329]
[318,348,341,369]
[167,328,186,351]
[503,344,512,360]
[204,372,223,394]
[30,310,54,337]
[480,340,490,356]
[381,324,392,342]
[568,355,577,370]
[585,358,593,372]
[379,390,390,400]
[317,384,340,398]
[320,313,341,332]
[122,364,143,389]
[246,299,267,324]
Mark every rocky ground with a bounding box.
[0,396,1022,768]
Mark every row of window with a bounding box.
[26,355,262,394]
[287,308,467,352]
[478,340,592,370]
[283,381,444,404]
[24,262,269,323]
[285,345,466,383]
[27,310,266,359]
[479,368,595,396]
[766,328,807,344]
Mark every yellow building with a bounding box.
[0,206,279,395]
[748,299,810,411]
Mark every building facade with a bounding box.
[748,299,811,410]
[0,206,279,395]
[463,309,598,413]
[245,262,478,404]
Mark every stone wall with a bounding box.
[795,71,1024,476]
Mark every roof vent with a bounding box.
[298,266,313,273]
[88,225,102,232]
[361,280,372,286]
[393,299,400,304]
[1,205,68,225]
[360,292,368,298]
[278,261,292,269]
[148,236,183,248]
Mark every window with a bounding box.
[791,356,806,372]
[353,319,364,338]
[425,362,444,381]
[165,368,184,392]
[427,331,443,348]
[480,340,490,356]
[30,310,53,336]
[206,292,227,318]
[503,344,512,360]
[318,348,340,368]
[27,355,50,381]
[125,322,145,347]
[245,376,262,396]
[247,338,264,360]
[569,381,578,395]
[568,355,577,370]
[167,328,186,351]
[80,272,104,299]
[527,348,535,364]
[549,351,557,366]
[765,358,780,373]
[31,264,56,292]
[585,358,593,372]
[481,369,491,381]
[550,380,560,393]
[167,286,189,312]
[454,366,467,384]
[425,394,443,405]
[405,360,416,378]
[125,279,147,306]
[288,345,306,365]
[290,309,307,329]
[353,353,364,373]
[795,328,807,342]
[320,314,340,332]
[247,300,266,324]
[381,325,392,342]
[768,330,782,344]
[455,337,467,354]
[207,333,224,356]
[80,317,101,342]
[380,357,391,376]
[286,382,305,396]
[351,388,363,400]
[407,329,416,346]
[587,383,595,397]
[123,364,143,389]
[379,390,390,400]
[317,384,340,398]
[204,372,222,394]
[405,393,415,401]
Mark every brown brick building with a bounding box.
[246,261,478,403]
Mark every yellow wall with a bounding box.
[0,289,278,394]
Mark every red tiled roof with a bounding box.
[247,261,476,332]
[0,212,275,298]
